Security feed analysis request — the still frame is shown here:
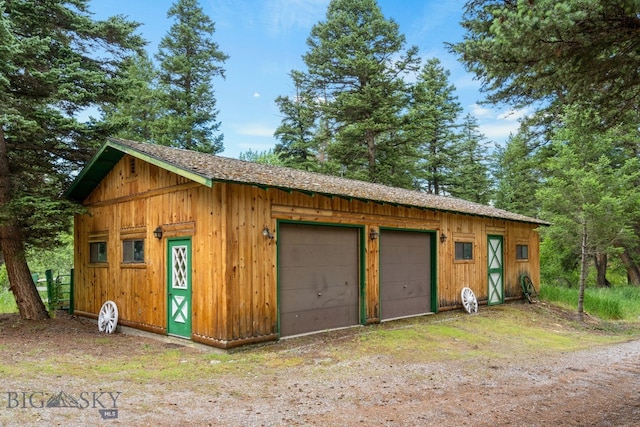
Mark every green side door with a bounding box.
[167,238,192,338]
[487,235,504,305]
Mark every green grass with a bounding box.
[349,305,622,365]
[539,284,640,320]
[0,287,57,315]
[0,288,17,313]
[1,303,637,394]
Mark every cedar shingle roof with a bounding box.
[68,138,549,225]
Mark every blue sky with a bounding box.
[90,0,525,158]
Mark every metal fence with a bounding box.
[37,269,74,313]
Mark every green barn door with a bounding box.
[167,238,192,338]
[487,235,504,305]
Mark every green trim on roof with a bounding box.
[65,139,213,202]
[108,139,213,188]
[66,138,548,226]
[296,189,316,197]
[64,143,125,202]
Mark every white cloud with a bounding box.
[264,0,329,34]
[479,122,520,140]
[413,1,465,40]
[468,105,531,142]
[453,73,481,90]
[497,107,530,121]
[253,92,261,98]
[234,123,276,137]
[237,141,277,151]
[469,103,493,119]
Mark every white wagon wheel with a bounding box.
[461,287,478,314]
[98,300,119,334]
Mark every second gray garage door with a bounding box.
[380,230,432,320]
[278,223,360,337]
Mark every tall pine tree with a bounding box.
[276,0,420,186]
[408,58,462,195]
[0,0,144,319]
[102,52,160,142]
[155,0,228,153]
[448,114,491,204]
[451,0,640,128]
[492,129,542,218]
[274,71,324,171]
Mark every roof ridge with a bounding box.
[102,138,549,225]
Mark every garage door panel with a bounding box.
[280,247,357,269]
[282,225,356,245]
[381,263,429,283]
[279,223,360,337]
[380,279,429,300]
[280,279,358,309]
[279,265,357,291]
[280,305,359,337]
[380,230,431,320]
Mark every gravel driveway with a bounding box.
[1,303,639,426]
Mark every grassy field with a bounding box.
[539,285,640,321]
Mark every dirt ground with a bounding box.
[1,304,640,426]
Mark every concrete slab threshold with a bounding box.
[116,324,227,354]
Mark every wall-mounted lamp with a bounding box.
[153,226,163,240]
[369,228,379,241]
[262,226,274,239]
[440,233,447,244]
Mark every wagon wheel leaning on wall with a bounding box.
[98,301,119,334]
[461,287,478,314]
[520,274,537,304]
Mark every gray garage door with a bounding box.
[278,223,360,337]
[380,230,432,320]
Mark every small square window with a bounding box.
[455,242,473,260]
[89,242,107,263]
[123,239,145,263]
[516,244,529,260]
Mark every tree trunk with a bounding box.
[619,249,640,286]
[1,224,49,319]
[0,128,49,320]
[577,222,588,321]
[593,253,611,287]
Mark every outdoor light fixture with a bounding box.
[262,226,274,239]
[440,233,447,243]
[153,226,163,240]
[369,228,379,241]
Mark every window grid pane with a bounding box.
[123,239,145,263]
[90,242,107,263]
[455,242,473,260]
[516,244,529,260]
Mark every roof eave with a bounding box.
[238,181,550,226]
[65,139,213,203]
[107,139,213,188]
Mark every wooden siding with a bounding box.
[74,154,542,348]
